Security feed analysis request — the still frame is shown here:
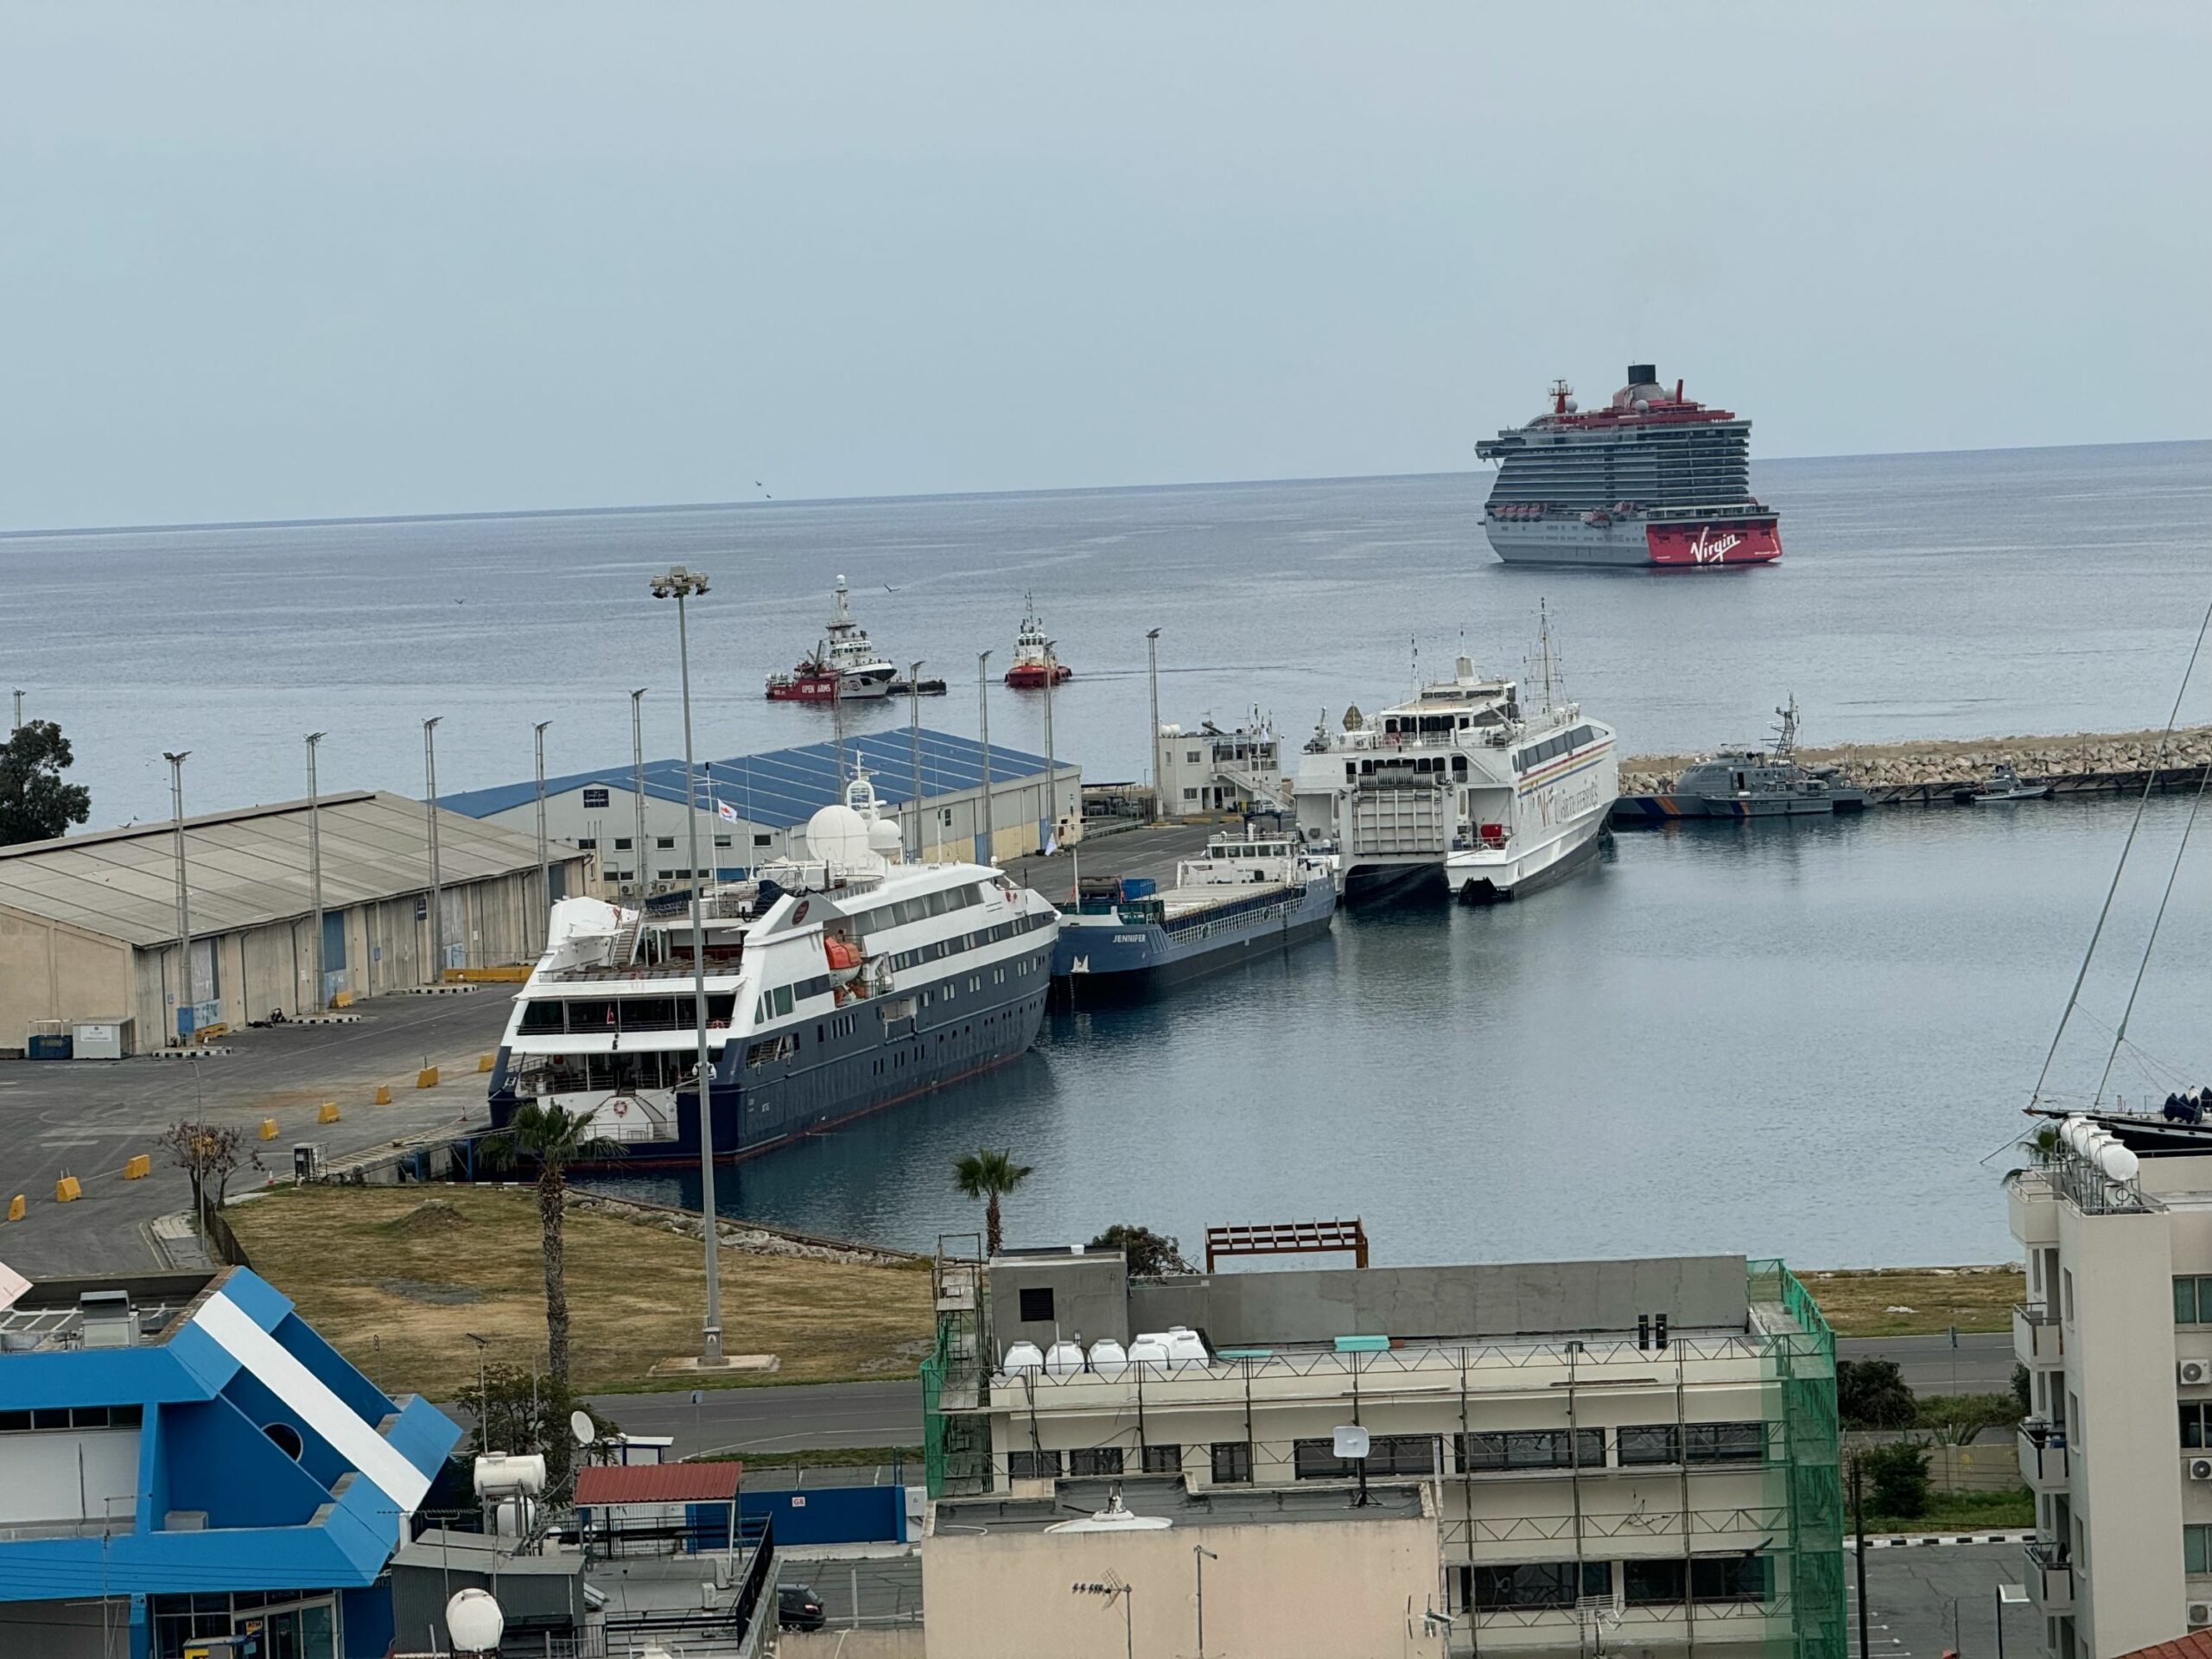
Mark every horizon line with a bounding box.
[3,433,2204,542]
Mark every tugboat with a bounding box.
[1002,594,1071,689]
[766,576,898,702]
[1613,698,1868,821]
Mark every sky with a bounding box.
[1,3,2207,531]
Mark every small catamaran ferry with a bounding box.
[488,775,1060,1166]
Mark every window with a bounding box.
[613,837,632,851]
[2187,1523,2212,1574]
[1018,1287,1055,1324]
[2062,1268,2075,1322]
[1692,1555,1770,1603]
[1687,1422,1766,1464]
[715,834,732,848]
[1069,1447,1123,1477]
[1457,1428,1606,1471]
[657,836,676,849]
[1618,1425,1685,1465]
[1210,1442,1251,1484]
[1142,1444,1182,1474]
[2178,1277,2212,1324]
[1007,1449,1061,1478]
[1624,1558,1688,1606]
[2182,1402,2212,1449]
[755,833,772,848]
[576,837,597,850]
[1468,1562,1611,1610]
[1186,749,1200,763]
[1294,1434,1434,1479]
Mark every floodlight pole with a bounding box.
[306,733,327,1008]
[1146,627,1162,819]
[908,662,925,861]
[1042,640,1058,849]
[162,752,193,1044]
[423,717,445,980]
[533,720,552,950]
[630,689,649,898]
[652,566,722,1361]
[976,652,994,863]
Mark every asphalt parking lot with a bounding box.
[0,989,516,1274]
[1857,1541,2033,1659]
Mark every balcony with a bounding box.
[2013,1303,2064,1368]
[2017,1427,2069,1491]
[2025,1539,2075,1613]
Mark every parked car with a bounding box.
[778,1584,826,1631]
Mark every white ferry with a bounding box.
[1294,631,1618,902]
[488,775,1060,1165]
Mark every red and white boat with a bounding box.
[1474,365,1782,569]
[766,576,898,703]
[1001,594,1071,689]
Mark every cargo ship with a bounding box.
[1474,365,1781,569]
[1051,830,1336,994]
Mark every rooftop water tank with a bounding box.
[1002,1341,1045,1376]
[2095,1141,2140,1182]
[474,1452,547,1499]
[1087,1338,1128,1377]
[1127,1335,1172,1370]
[1043,1341,1084,1376]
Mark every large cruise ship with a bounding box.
[1475,365,1781,569]
[1294,640,1618,901]
[487,775,1060,1166]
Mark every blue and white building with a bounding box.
[0,1263,460,1659]
[442,729,1080,898]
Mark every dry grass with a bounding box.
[225,1184,935,1397]
[1800,1264,2024,1338]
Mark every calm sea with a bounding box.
[7,440,2210,1266]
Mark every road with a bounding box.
[585,1333,2013,1462]
[1003,820,1216,898]
[0,990,516,1274]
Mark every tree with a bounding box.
[0,720,91,845]
[1836,1358,1917,1430]
[953,1148,1033,1256]
[1914,1391,2023,1446]
[160,1122,263,1238]
[1088,1224,1193,1278]
[480,1103,618,1402]
[454,1362,614,1496]
[1859,1440,1931,1518]
[2012,1361,2032,1417]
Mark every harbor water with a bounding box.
[5,440,2210,1267]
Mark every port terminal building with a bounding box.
[920,1237,1844,1659]
[0,1262,460,1659]
[441,728,1080,899]
[0,792,588,1053]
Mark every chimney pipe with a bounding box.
[1676,378,1684,403]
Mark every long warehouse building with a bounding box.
[0,791,588,1054]
[441,728,1080,899]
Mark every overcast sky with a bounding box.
[1,3,2205,530]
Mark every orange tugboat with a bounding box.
[1001,594,1071,689]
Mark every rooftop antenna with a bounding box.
[1537,600,1556,714]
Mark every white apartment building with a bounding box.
[2007,1114,2212,1659]
[921,1242,1845,1659]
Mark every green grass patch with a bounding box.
[1863,1487,2033,1534]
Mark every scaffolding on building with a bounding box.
[921,1233,992,1498]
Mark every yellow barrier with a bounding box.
[332,989,353,1008]
[54,1175,81,1203]
[416,1067,439,1090]
[477,1052,494,1073]
[445,964,532,983]
[259,1118,279,1141]
[6,1194,22,1222]
[123,1154,150,1181]
[374,1084,392,1105]
[317,1103,341,1124]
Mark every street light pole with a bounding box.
[1194,1544,1218,1658]
[630,688,649,897]
[162,751,193,1044]
[423,717,446,981]
[651,566,723,1362]
[908,661,925,861]
[1146,627,1162,820]
[1042,639,1058,849]
[306,733,327,1009]
[533,720,552,949]
[976,651,994,864]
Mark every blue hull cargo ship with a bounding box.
[487,775,1060,1166]
[1051,831,1337,995]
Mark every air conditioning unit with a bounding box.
[2190,1603,2212,1630]
[2189,1458,2212,1482]
[2183,1359,2210,1387]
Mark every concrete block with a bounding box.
[123,1154,151,1181]
[6,1194,22,1222]
[416,1067,439,1090]
[374,1084,392,1104]
[477,1052,494,1073]
[259,1118,279,1141]
[317,1103,341,1124]
[54,1174,81,1203]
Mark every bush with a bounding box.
[1837,1358,1917,1430]
[1087,1224,1193,1278]
[1916,1391,2023,1446]
[1859,1441,1931,1519]
[2012,1361,2031,1416]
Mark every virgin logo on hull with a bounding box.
[1645,519,1782,568]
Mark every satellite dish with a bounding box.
[1332,1424,1370,1460]
[570,1409,595,1448]
[446,1587,505,1653]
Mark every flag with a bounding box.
[716,798,739,823]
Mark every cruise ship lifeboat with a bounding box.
[822,933,864,984]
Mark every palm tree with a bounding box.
[953,1148,1033,1256]
[480,1103,619,1391]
